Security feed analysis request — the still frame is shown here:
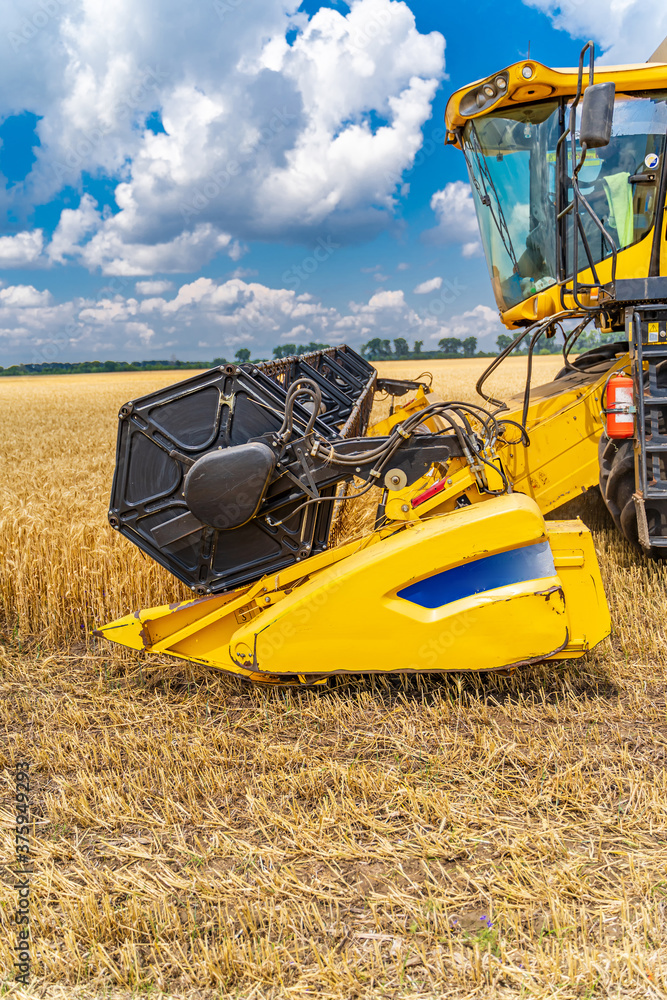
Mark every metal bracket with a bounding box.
[633,492,652,551]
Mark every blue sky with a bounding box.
[0,0,659,364]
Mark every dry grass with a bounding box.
[375,356,567,409]
[0,372,194,649]
[0,360,666,999]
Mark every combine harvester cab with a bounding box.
[97,345,611,684]
[444,39,667,555]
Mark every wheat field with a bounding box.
[1,359,666,999]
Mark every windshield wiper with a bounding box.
[464,122,520,274]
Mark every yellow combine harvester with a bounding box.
[97,41,667,684]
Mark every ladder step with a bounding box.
[631,330,667,516]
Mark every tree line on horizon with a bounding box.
[0,329,612,377]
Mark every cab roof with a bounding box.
[444,59,667,145]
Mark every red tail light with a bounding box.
[411,478,449,508]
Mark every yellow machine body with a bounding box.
[379,362,619,523]
[98,493,609,683]
[98,358,615,682]
[101,45,667,682]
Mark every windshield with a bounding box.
[463,91,667,311]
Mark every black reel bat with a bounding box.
[108,346,452,594]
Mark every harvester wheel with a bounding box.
[554,340,628,380]
[598,360,667,558]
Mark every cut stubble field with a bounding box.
[0,358,666,999]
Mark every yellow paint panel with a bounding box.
[545,520,611,656]
[229,495,609,677]
[98,495,610,682]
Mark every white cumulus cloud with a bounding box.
[0,284,52,307]
[0,231,45,267]
[427,304,502,346]
[46,195,100,264]
[523,0,667,64]
[0,0,445,274]
[135,280,174,296]
[424,180,482,257]
[0,274,493,361]
[413,276,442,294]
[79,223,237,276]
[364,288,407,310]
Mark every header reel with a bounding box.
[108,347,455,595]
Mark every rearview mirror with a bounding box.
[579,81,615,148]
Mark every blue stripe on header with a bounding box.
[397,541,556,610]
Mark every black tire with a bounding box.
[554,340,629,381]
[598,360,667,558]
